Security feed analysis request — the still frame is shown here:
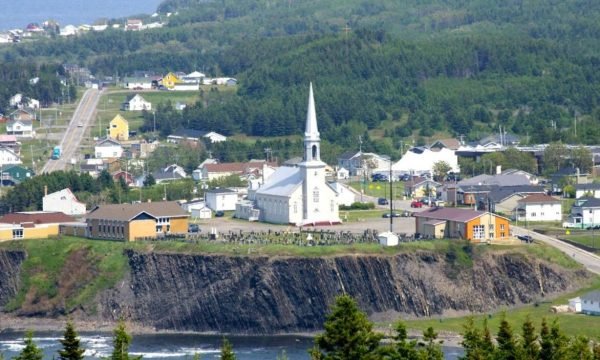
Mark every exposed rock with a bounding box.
[0,250,26,308]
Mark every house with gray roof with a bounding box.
[205,188,238,211]
[575,183,600,199]
[565,197,600,228]
[581,291,600,315]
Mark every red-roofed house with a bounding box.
[516,194,562,222]
[0,211,76,241]
[414,207,511,242]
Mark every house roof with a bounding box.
[414,207,491,223]
[338,151,360,161]
[96,138,121,147]
[203,161,273,173]
[0,135,18,142]
[86,201,188,221]
[576,197,600,208]
[581,290,600,303]
[205,188,236,194]
[459,174,530,187]
[575,183,600,191]
[487,185,546,203]
[7,119,33,126]
[0,211,75,224]
[518,193,560,204]
[125,94,147,102]
[256,166,303,197]
[169,128,208,139]
[430,138,461,150]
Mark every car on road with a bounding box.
[215,210,225,217]
[517,234,533,243]
[77,122,83,127]
[410,200,424,208]
[378,197,389,205]
[382,212,402,218]
[372,173,388,182]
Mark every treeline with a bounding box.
[0,62,74,114]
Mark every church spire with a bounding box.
[304,82,319,140]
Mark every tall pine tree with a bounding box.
[220,338,236,360]
[14,331,43,360]
[495,316,518,360]
[110,320,140,360]
[520,316,539,360]
[58,321,85,360]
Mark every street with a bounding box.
[41,88,103,173]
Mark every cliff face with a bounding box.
[96,250,587,334]
[0,250,26,308]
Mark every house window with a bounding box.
[156,225,163,233]
[330,200,335,212]
[500,224,505,231]
[541,212,544,216]
[472,225,485,239]
[531,212,536,217]
[12,228,23,239]
[313,187,319,203]
[501,232,506,237]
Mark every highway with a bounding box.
[513,225,600,275]
[41,88,103,173]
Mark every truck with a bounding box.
[51,146,61,160]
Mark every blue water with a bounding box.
[0,331,464,359]
[0,0,164,31]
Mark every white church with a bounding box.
[242,84,341,226]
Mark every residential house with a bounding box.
[205,188,238,211]
[457,174,533,206]
[414,207,511,242]
[581,291,600,315]
[85,201,189,241]
[551,167,590,194]
[575,183,600,199]
[179,199,212,219]
[0,135,21,155]
[167,128,227,144]
[200,161,274,181]
[95,138,123,159]
[327,182,357,207]
[500,169,539,184]
[0,164,33,185]
[125,19,143,31]
[483,185,546,216]
[9,109,35,122]
[336,167,349,180]
[109,114,129,141]
[192,158,218,181]
[516,194,562,222]
[161,72,182,89]
[429,138,462,151]
[182,71,205,83]
[136,164,187,186]
[6,119,34,138]
[123,77,153,90]
[0,147,22,166]
[42,188,86,216]
[337,151,392,177]
[565,197,600,229]
[112,171,135,186]
[9,95,39,110]
[404,177,441,199]
[0,211,75,241]
[121,94,151,111]
[204,77,237,86]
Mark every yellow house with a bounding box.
[109,114,129,141]
[0,212,76,241]
[86,201,189,241]
[161,72,182,89]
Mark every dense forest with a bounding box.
[2,0,600,156]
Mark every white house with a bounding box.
[568,297,582,313]
[336,167,349,180]
[564,197,600,229]
[328,182,356,207]
[182,71,205,83]
[575,183,600,199]
[94,138,123,159]
[192,206,212,219]
[123,77,153,90]
[581,291,600,315]
[253,83,340,226]
[6,120,34,138]
[516,194,562,222]
[0,146,22,166]
[42,188,86,216]
[205,188,238,211]
[121,94,151,111]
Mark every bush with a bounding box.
[339,202,375,210]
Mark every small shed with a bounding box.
[191,206,212,219]
[378,231,399,246]
[422,219,446,239]
[569,297,582,313]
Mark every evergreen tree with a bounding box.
[419,326,444,360]
[110,320,139,360]
[143,174,156,187]
[481,319,495,355]
[220,338,236,360]
[393,321,420,360]
[495,316,518,360]
[567,336,593,360]
[58,321,85,360]
[14,331,43,360]
[520,316,539,360]
[593,342,600,360]
[309,294,383,360]
[539,318,553,360]
[461,317,491,360]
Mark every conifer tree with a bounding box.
[461,317,491,360]
[220,338,236,360]
[110,320,140,360]
[309,294,383,360]
[420,326,444,360]
[58,320,85,360]
[539,318,553,360]
[495,316,518,360]
[14,331,43,360]
[520,316,539,360]
[481,319,495,355]
[593,342,600,360]
[567,336,593,360]
[393,322,420,360]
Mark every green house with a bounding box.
[1,164,34,185]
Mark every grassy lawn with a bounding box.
[340,209,388,222]
[348,180,405,200]
[402,277,600,339]
[561,233,600,250]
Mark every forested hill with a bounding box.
[3,0,600,152]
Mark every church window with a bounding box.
[330,200,334,212]
[312,145,317,160]
[313,187,319,203]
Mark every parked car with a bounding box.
[215,210,225,217]
[517,234,533,243]
[188,224,200,233]
[382,212,402,218]
[399,174,411,181]
[378,197,389,205]
[372,173,388,182]
[410,200,424,208]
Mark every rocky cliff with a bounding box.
[93,250,587,334]
[0,250,25,307]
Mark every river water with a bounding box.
[0,0,164,31]
[0,331,463,359]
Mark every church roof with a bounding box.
[256,166,303,197]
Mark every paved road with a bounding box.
[513,225,600,275]
[41,88,102,173]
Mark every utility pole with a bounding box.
[264,147,272,163]
[359,135,363,202]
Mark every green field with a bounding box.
[561,233,600,251]
[348,180,405,200]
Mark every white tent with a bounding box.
[392,147,459,175]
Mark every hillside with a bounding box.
[0,238,594,334]
[2,0,600,155]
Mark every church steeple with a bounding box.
[303,83,321,162]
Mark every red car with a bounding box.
[410,200,424,208]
